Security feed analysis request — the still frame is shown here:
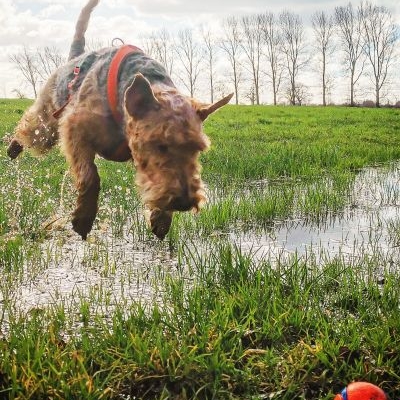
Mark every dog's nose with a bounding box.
[169,177,194,211]
[170,196,194,211]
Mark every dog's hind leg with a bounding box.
[68,0,99,61]
[60,113,100,240]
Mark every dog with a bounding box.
[7,0,233,240]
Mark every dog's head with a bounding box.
[124,74,232,237]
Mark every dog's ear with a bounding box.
[194,93,234,122]
[124,73,160,119]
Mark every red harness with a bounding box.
[53,44,143,123]
[107,44,143,124]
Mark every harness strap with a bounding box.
[52,44,143,122]
[107,44,143,124]
[52,102,69,119]
[53,65,81,119]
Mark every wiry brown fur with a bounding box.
[7,0,100,159]
[127,88,210,212]
[7,0,233,240]
[7,76,59,157]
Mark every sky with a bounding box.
[0,0,399,100]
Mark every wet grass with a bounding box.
[1,246,400,399]
[0,99,400,399]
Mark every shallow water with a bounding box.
[236,205,399,265]
[9,233,180,311]
[235,165,399,266]
[0,164,398,319]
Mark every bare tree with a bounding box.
[285,82,310,105]
[140,32,157,57]
[202,28,218,103]
[9,46,40,98]
[143,28,175,76]
[335,3,366,106]
[360,1,399,107]
[260,12,284,105]
[240,14,263,105]
[279,11,308,105]
[220,16,242,104]
[36,46,65,82]
[85,37,105,52]
[244,85,256,105]
[12,89,26,99]
[213,80,231,101]
[311,11,335,106]
[175,28,203,98]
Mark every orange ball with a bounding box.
[334,382,387,400]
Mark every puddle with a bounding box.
[5,233,181,310]
[0,163,398,321]
[236,206,399,266]
[234,165,400,266]
[0,231,185,334]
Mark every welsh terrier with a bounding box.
[7,0,232,240]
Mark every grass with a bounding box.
[1,247,400,399]
[0,99,400,399]
[203,105,400,183]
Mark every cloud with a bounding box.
[86,15,155,46]
[39,4,66,18]
[1,0,399,99]
[0,0,15,24]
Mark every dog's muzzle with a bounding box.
[169,196,196,212]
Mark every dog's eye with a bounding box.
[157,144,168,153]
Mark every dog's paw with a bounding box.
[7,140,24,159]
[72,214,95,240]
[148,209,172,240]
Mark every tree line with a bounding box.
[11,1,399,106]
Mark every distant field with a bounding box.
[0,99,399,399]
[203,104,400,182]
[2,99,400,182]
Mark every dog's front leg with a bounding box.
[61,117,100,240]
[71,161,100,240]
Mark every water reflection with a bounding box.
[236,206,399,265]
[235,165,399,266]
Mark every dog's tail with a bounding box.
[68,0,100,61]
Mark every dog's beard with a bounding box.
[135,168,206,212]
